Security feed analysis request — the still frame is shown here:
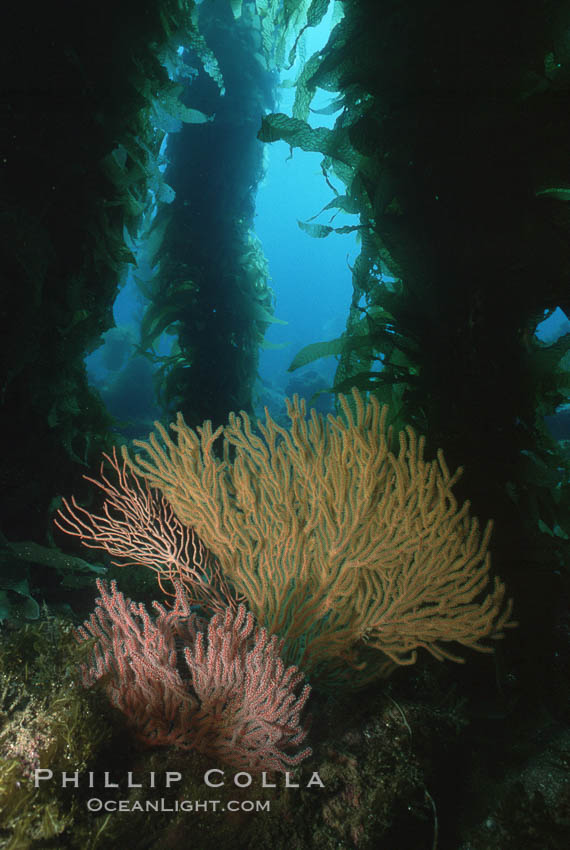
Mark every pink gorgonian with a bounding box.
[54,447,237,615]
[78,579,311,772]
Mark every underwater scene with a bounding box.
[1,1,570,847]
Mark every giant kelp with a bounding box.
[0,0,201,539]
[132,0,345,427]
[134,0,279,428]
[259,1,570,587]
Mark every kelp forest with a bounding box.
[1,2,569,848]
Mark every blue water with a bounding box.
[253,10,358,405]
[536,306,570,344]
[254,140,357,397]
[85,7,570,432]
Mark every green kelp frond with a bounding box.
[288,336,346,371]
[258,113,360,167]
[297,219,363,238]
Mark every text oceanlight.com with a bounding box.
[86,798,271,813]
